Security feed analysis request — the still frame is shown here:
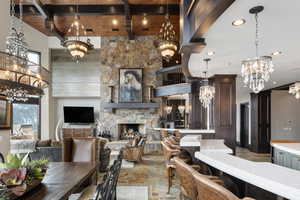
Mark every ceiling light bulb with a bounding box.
[112,19,118,25]
[271,51,282,56]
[207,51,215,56]
[232,19,246,26]
[142,17,148,26]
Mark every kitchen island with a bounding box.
[195,151,300,200]
[271,141,300,171]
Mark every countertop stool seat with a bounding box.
[193,171,255,200]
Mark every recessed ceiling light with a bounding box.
[207,51,215,56]
[232,19,246,26]
[112,19,118,25]
[271,51,282,56]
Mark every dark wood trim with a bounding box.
[239,102,250,149]
[0,96,12,130]
[189,0,235,42]
[250,91,271,153]
[17,4,179,16]
[122,0,134,40]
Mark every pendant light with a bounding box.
[199,58,215,108]
[241,6,274,93]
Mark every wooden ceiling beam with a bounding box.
[122,0,134,40]
[16,4,179,16]
[26,0,65,41]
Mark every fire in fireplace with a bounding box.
[118,124,142,140]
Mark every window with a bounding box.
[12,50,41,139]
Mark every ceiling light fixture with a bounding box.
[207,51,215,56]
[199,58,215,108]
[63,2,93,62]
[289,82,300,99]
[232,19,246,26]
[1,0,49,102]
[271,51,282,56]
[142,14,148,26]
[112,19,118,25]
[241,6,274,93]
[158,0,177,61]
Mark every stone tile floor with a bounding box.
[80,148,271,200]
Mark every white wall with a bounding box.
[271,90,300,141]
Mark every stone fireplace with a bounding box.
[99,36,162,141]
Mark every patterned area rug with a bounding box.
[117,186,148,200]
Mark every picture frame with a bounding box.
[119,68,143,103]
[0,96,12,129]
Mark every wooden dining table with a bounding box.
[19,162,97,200]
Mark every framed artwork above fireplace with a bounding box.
[119,68,143,103]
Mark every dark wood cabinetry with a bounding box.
[213,75,237,152]
[250,91,271,153]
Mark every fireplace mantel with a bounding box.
[102,102,160,113]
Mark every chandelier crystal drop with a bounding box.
[0,0,50,102]
[63,12,93,62]
[158,14,177,61]
[199,59,215,108]
[241,6,274,93]
[289,82,300,99]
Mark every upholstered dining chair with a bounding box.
[63,137,98,162]
[193,171,255,200]
[174,157,224,200]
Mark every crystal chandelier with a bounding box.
[62,4,93,62]
[241,6,274,93]
[165,106,173,114]
[289,82,300,99]
[178,105,185,115]
[0,0,49,102]
[199,59,215,108]
[158,13,177,61]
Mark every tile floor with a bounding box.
[80,147,271,200]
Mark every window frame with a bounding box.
[11,50,42,139]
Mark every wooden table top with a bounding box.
[19,162,97,200]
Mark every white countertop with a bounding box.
[271,142,300,156]
[180,136,233,154]
[195,152,300,200]
[153,128,215,134]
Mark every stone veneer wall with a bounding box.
[99,36,162,140]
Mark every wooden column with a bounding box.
[250,91,271,153]
[213,75,237,152]
[189,80,207,129]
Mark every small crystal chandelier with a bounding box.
[199,58,215,108]
[178,105,185,115]
[158,13,177,61]
[63,4,93,62]
[165,105,173,114]
[0,0,50,102]
[289,82,300,99]
[241,6,274,93]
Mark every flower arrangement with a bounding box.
[0,154,49,200]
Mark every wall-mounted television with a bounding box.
[63,106,95,123]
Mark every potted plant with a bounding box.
[0,154,49,200]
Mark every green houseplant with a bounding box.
[0,154,49,199]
